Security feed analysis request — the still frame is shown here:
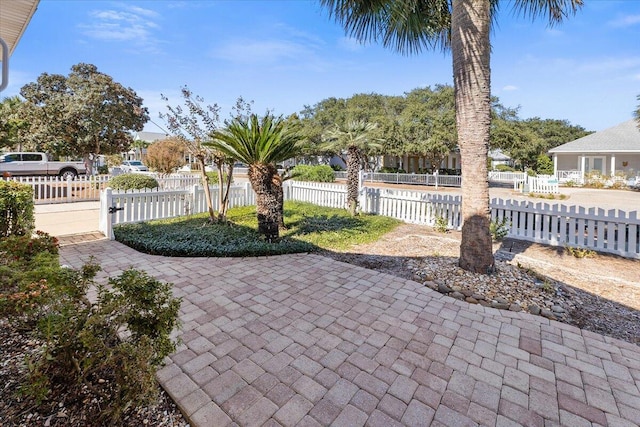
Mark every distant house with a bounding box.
[133,131,169,144]
[549,119,640,182]
[489,149,513,169]
[381,151,461,173]
[128,131,170,160]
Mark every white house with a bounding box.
[549,119,640,182]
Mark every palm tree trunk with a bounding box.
[451,0,495,273]
[346,145,360,216]
[272,174,286,229]
[249,163,280,241]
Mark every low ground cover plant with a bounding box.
[114,201,400,257]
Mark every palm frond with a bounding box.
[320,0,451,55]
[207,114,302,166]
[511,0,583,26]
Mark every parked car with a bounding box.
[0,152,86,179]
[120,160,148,173]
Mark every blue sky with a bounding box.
[4,0,640,133]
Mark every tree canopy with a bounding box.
[19,63,148,172]
[0,96,29,150]
[300,86,587,172]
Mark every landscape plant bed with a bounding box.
[114,201,401,257]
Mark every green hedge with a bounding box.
[292,165,335,182]
[0,180,34,238]
[108,174,159,191]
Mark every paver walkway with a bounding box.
[59,239,640,427]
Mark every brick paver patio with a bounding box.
[60,239,640,427]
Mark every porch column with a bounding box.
[580,155,586,178]
[553,154,558,177]
[610,155,616,176]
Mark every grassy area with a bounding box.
[114,201,400,257]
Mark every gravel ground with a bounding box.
[323,223,640,345]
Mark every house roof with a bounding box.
[0,0,39,56]
[133,131,169,143]
[549,119,640,154]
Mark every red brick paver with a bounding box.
[60,240,640,427]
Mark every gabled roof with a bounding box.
[134,131,169,143]
[549,120,640,154]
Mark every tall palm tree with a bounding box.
[207,114,301,241]
[322,120,381,216]
[320,0,582,273]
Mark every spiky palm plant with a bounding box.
[207,114,301,241]
[322,120,381,216]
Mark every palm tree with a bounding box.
[207,114,301,241]
[635,95,640,128]
[322,120,381,216]
[320,0,582,273]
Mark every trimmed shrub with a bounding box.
[0,180,35,238]
[495,164,515,172]
[108,173,159,190]
[292,165,335,182]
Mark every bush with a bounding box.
[490,217,510,241]
[108,173,159,190]
[0,233,181,422]
[145,138,186,174]
[495,164,515,172]
[0,180,35,238]
[535,154,554,175]
[97,165,109,174]
[292,165,335,182]
[330,164,344,171]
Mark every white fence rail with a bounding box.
[334,171,462,187]
[334,170,528,187]
[488,171,527,182]
[6,175,111,204]
[5,174,202,204]
[99,183,254,239]
[99,181,639,259]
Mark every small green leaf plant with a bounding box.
[433,215,449,233]
[490,217,510,241]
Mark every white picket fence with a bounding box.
[488,171,527,182]
[513,174,560,195]
[98,181,639,259]
[5,174,202,204]
[334,171,462,187]
[6,175,111,204]
[99,183,255,239]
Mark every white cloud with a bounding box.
[502,85,518,91]
[608,14,640,28]
[578,57,640,73]
[338,37,364,52]
[213,39,308,64]
[78,5,163,53]
[545,29,564,37]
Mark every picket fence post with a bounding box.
[99,187,114,240]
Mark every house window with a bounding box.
[452,157,456,170]
[583,156,606,175]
